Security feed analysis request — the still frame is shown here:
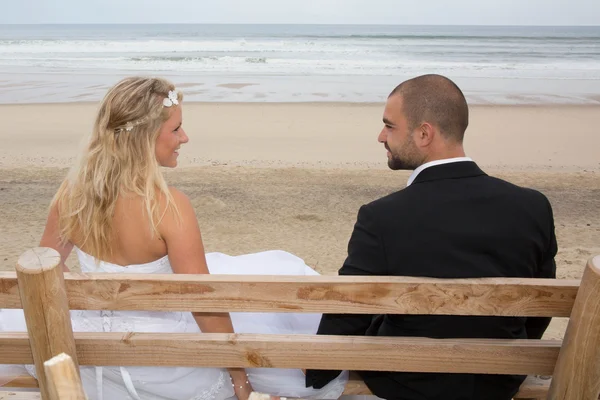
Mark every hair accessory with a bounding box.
[163,90,179,107]
[114,89,179,134]
[114,116,150,134]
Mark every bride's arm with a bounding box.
[39,203,74,272]
[160,188,253,398]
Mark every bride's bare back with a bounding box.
[39,186,207,273]
[100,193,169,266]
[68,192,174,266]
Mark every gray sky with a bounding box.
[2,0,599,25]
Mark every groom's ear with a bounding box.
[415,122,435,147]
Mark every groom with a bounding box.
[305,74,558,400]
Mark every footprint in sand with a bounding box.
[294,214,323,222]
[192,196,227,210]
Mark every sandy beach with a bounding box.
[1,102,600,171]
[0,102,599,340]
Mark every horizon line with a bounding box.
[1,22,599,27]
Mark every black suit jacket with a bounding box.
[305,161,557,400]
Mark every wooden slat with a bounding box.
[44,353,86,400]
[3,374,553,398]
[2,376,38,389]
[0,374,557,399]
[0,273,20,308]
[516,375,553,398]
[14,248,80,400]
[549,256,600,399]
[343,372,371,395]
[0,374,559,399]
[0,332,562,375]
[0,393,41,400]
[0,272,580,316]
[342,374,552,398]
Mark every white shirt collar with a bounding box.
[406,157,473,187]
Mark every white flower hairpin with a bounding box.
[163,90,179,107]
[114,90,180,135]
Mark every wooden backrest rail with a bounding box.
[0,272,580,316]
[0,248,599,400]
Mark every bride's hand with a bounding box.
[232,378,253,400]
[229,369,253,400]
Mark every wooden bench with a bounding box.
[1,247,599,400]
[41,353,86,400]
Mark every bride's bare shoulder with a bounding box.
[157,186,198,229]
[165,186,193,208]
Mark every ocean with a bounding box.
[0,24,599,104]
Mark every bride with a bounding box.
[0,77,348,400]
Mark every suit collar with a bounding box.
[410,160,487,185]
[407,157,473,186]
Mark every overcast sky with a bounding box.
[2,0,599,26]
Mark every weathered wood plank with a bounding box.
[0,332,562,375]
[44,353,86,400]
[2,376,39,389]
[549,256,600,400]
[15,248,80,400]
[8,373,550,398]
[517,375,553,399]
[342,372,370,395]
[0,373,550,400]
[0,392,41,400]
[0,272,579,316]
[343,374,553,398]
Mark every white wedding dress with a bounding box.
[0,248,349,400]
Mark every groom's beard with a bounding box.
[385,143,421,171]
[385,142,422,171]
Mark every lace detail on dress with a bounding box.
[95,310,142,400]
[101,310,112,332]
[191,371,228,400]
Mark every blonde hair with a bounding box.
[53,76,183,260]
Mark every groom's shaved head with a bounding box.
[389,74,469,143]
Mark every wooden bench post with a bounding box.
[548,256,600,400]
[15,247,80,400]
[44,353,87,400]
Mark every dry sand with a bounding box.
[0,102,599,340]
[1,102,599,171]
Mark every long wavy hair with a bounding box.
[53,76,183,260]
